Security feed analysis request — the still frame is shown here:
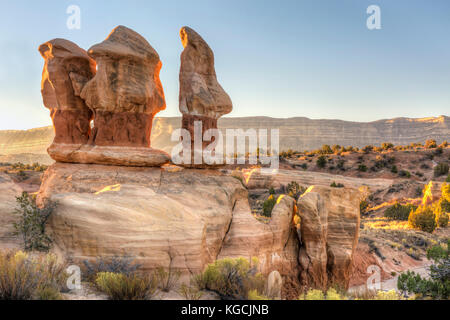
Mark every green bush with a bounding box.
[384,203,417,221]
[0,251,67,300]
[381,142,394,150]
[321,145,333,155]
[360,200,369,215]
[434,204,449,228]
[357,164,367,172]
[399,170,411,178]
[193,257,265,300]
[398,241,449,299]
[316,156,327,168]
[13,192,55,252]
[95,272,158,300]
[408,205,436,233]
[425,139,437,149]
[262,195,276,217]
[434,162,449,177]
[330,182,344,188]
[446,174,450,183]
[391,165,398,174]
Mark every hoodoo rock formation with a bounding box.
[39,39,96,145]
[178,26,233,166]
[40,26,170,167]
[33,25,362,298]
[80,26,166,148]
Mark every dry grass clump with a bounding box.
[95,272,158,300]
[0,251,67,300]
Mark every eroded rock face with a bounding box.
[178,27,232,166]
[218,194,299,280]
[297,186,360,290]
[39,39,96,145]
[81,25,166,148]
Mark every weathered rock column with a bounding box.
[41,26,170,167]
[178,26,232,167]
[39,39,96,145]
[81,25,166,148]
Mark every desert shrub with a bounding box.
[425,139,437,149]
[434,162,449,177]
[286,181,305,200]
[391,165,398,174]
[155,267,181,292]
[399,170,411,178]
[384,203,417,221]
[95,272,158,300]
[408,205,436,233]
[193,257,265,300]
[398,241,449,299]
[381,142,394,150]
[336,159,345,170]
[35,286,63,300]
[178,283,203,300]
[330,182,344,188]
[443,183,450,202]
[434,204,449,228]
[372,290,403,300]
[13,192,55,252]
[316,156,327,168]
[446,174,450,183]
[82,256,141,282]
[331,145,341,154]
[298,289,325,300]
[357,164,367,172]
[321,145,333,155]
[0,251,67,300]
[248,289,270,300]
[299,163,308,170]
[262,195,276,217]
[360,200,369,215]
[362,145,374,153]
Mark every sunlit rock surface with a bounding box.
[178,27,232,167]
[38,39,96,145]
[297,186,361,290]
[81,25,166,148]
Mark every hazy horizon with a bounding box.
[1,0,449,130]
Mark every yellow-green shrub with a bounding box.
[0,251,66,300]
[194,257,265,300]
[95,272,158,300]
[408,205,437,233]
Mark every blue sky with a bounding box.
[0,0,449,130]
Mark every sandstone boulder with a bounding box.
[36,164,294,279]
[297,186,360,290]
[178,27,232,167]
[39,39,96,145]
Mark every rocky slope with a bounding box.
[1,115,448,164]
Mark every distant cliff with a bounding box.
[0,116,448,164]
